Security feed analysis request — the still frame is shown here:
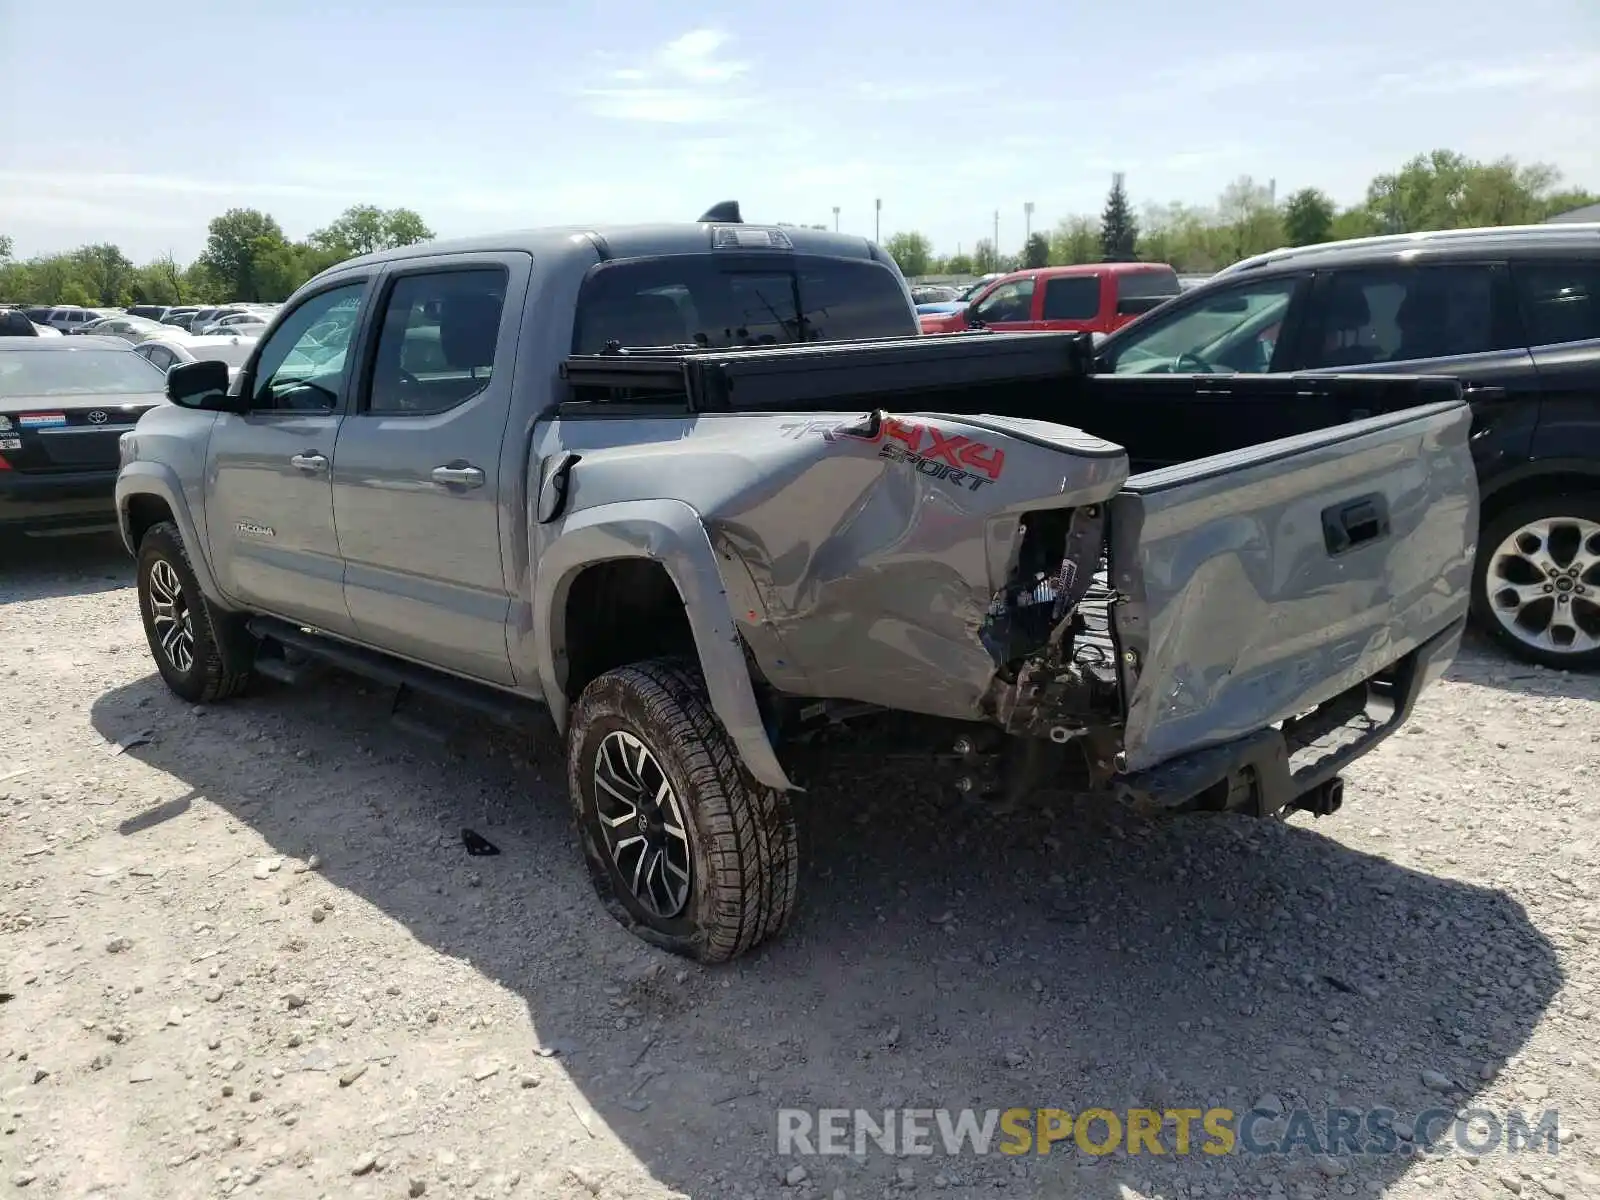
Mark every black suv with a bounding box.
[1094,224,1600,670]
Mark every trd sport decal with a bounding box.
[778,416,1007,493]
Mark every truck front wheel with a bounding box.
[567,659,798,963]
[136,521,254,704]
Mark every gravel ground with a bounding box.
[2,534,1598,1200]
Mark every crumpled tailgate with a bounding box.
[1108,398,1476,774]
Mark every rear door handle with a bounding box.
[431,463,485,489]
[1462,385,1509,402]
[289,452,327,473]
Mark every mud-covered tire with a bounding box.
[567,659,798,963]
[136,521,254,703]
[1472,494,1600,671]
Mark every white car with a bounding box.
[131,333,258,380]
[197,312,269,336]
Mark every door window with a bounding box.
[1514,262,1600,347]
[1040,276,1100,321]
[973,278,1034,323]
[1299,265,1512,369]
[248,283,365,412]
[365,268,507,415]
[1102,276,1301,374]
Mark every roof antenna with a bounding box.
[698,200,742,224]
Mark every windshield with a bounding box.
[572,253,915,352]
[0,348,167,398]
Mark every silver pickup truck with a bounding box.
[115,209,1477,962]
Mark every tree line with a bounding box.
[0,205,434,307]
[3,149,1595,306]
[883,149,1598,279]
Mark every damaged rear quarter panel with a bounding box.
[551,410,1127,721]
[1110,401,1476,773]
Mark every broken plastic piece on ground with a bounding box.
[111,730,154,755]
[461,828,500,856]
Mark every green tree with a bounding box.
[1100,177,1138,261]
[1543,189,1600,220]
[72,243,136,306]
[883,231,933,278]
[308,204,435,259]
[0,234,12,261]
[944,253,973,276]
[1050,216,1100,265]
[1214,176,1283,262]
[1021,232,1049,268]
[971,238,998,273]
[199,209,288,301]
[1282,188,1335,246]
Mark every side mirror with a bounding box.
[168,359,246,412]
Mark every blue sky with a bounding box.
[1,0,1596,263]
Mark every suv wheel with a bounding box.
[1473,495,1600,670]
[567,659,798,963]
[136,521,254,703]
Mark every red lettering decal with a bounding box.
[957,441,1006,480]
[922,427,972,469]
[884,418,924,453]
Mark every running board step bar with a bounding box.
[246,617,546,731]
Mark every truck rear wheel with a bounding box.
[567,659,798,963]
[136,521,254,704]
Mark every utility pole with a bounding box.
[1268,178,1277,206]
[874,198,882,244]
[993,210,999,263]
[832,206,840,232]
[1024,201,1034,246]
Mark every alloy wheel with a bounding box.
[147,558,196,674]
[1485,516,1600,658]
[592,730,693,919]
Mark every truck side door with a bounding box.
[1038,273,1104,332]
[204,279,372,635]
[969,276,1036,333]
[329,253,531,686]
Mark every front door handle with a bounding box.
[289,452,328,473]
[431,463,485,489]
[1463,385,1509,402]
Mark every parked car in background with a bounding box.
[1,309,42,337]
[127,305,172,321]
[0,337,169,536]
[197,312,268,336]
[920,263,1182,336]
[909,285,960,305]
[80,314,166,343]
[1092,222,1600,669]
[161,307,202,329]
[132,333,258,381]
[48,306,117,333]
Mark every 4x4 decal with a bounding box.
[778,416,1007,492]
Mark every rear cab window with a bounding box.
[1115,268,1181,315]
[572,254,914,353]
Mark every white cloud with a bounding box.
[579,28,754,125]
[1376,52,1600,96]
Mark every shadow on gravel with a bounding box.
[0,531,131,602]
[90,670,1562,1200]
[1445,634,1600,702]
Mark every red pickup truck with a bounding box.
[919,262,1182,336]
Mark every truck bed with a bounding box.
[559,330,1476,784]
